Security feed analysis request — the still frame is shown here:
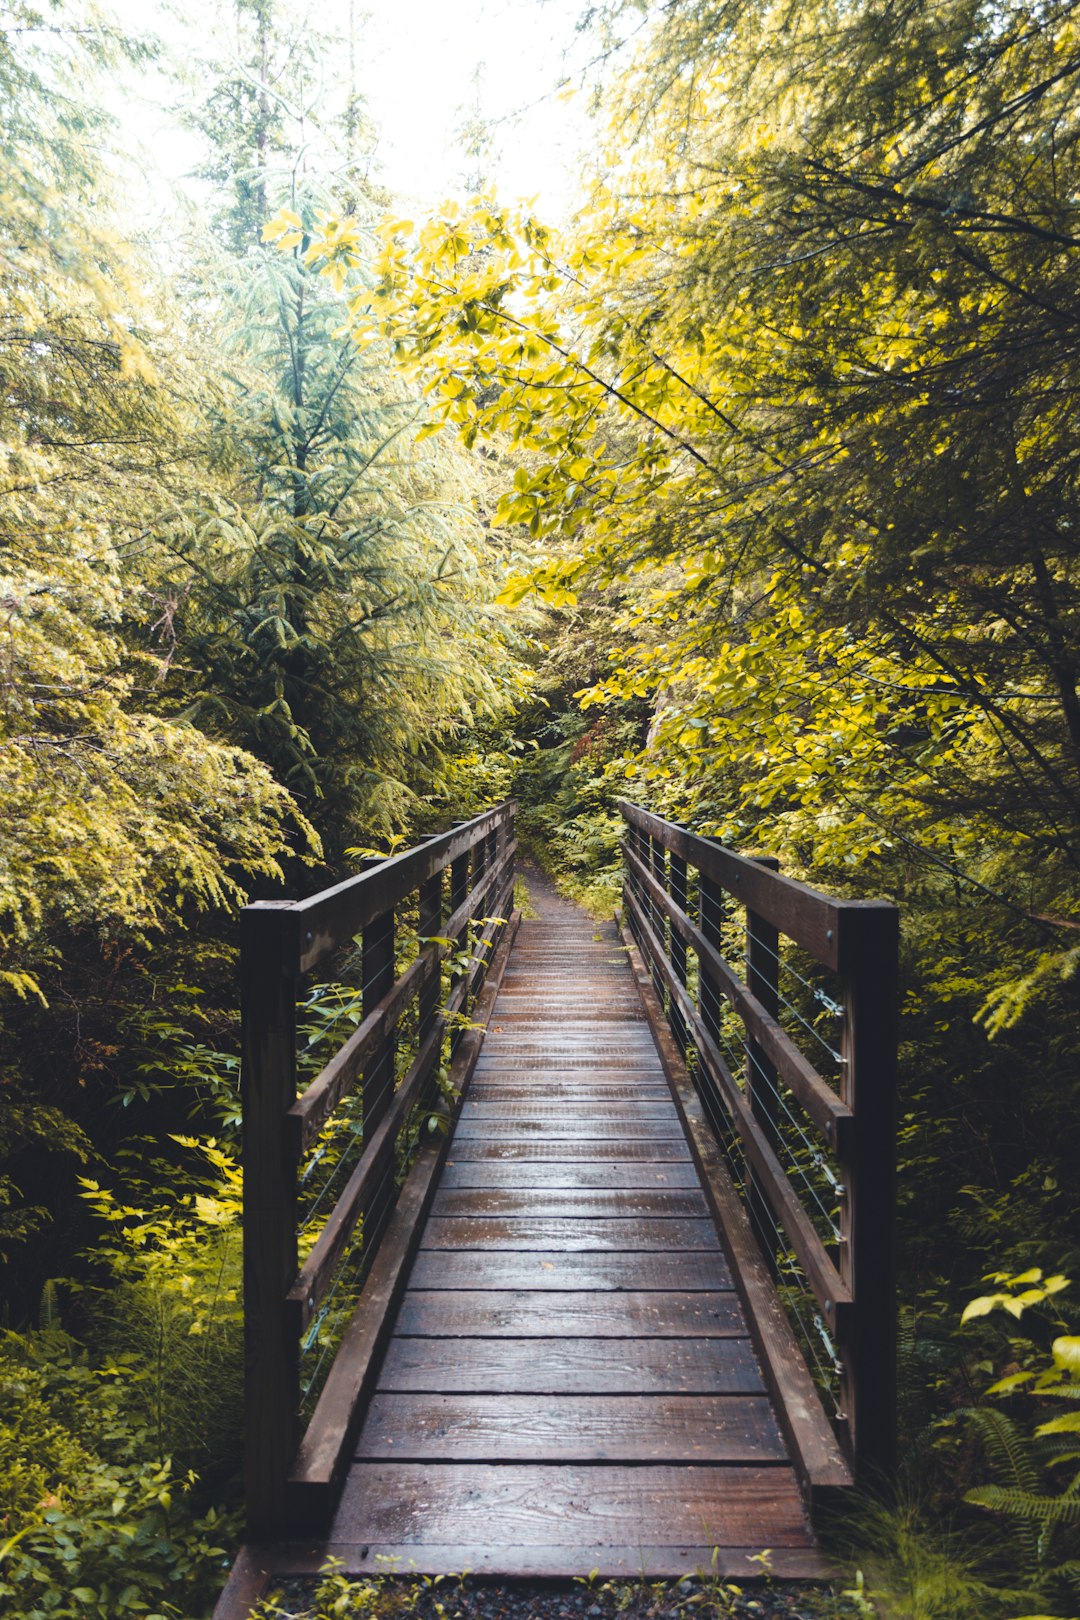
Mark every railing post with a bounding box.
[839,903,899,1483]
[448,845,470,1055]
[417,866,444,1107]
[697,860,725,1139]
[241,901,300,1539]
[361,892,396,1242]
[746,858,781,1272]
[620,816,635,940]
[505,808,517,912]
[648,834,668,1004]
[669,848,688,1056]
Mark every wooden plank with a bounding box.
[430,1188,710,1219]
[356,1394,787,1463]
[452,1120,688,1140]
[420,1217,719,1251]
[620,923,853,1510]
[440,1160,701,1190]
[457,1101,676,1121]
[406,1249,732,1291]
[394,1289,743,1337]
[378,1335,765,1393]
[265,1541,833,1580]
[468,1082,672,1099]
[332,1463,815,1548]
[447,1139,693,1162]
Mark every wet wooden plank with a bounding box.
[468,1084,673,1101]
[431,1188,710,1220]
[420,1217,719,1250]
[452,1120,688,1140]
[473,1059,662,1073]
[356,1394,787,1462]
[394,1290,743,1337]
[406,1249,732,1291]
[447,1139,693,1162]
[457,1101,677,1121]
[377,1335,765,1394]
[332,1463,814,1548]
[440,1160,701,1191]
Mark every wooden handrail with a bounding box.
[241,802,517,1538]
[617,800,898,1483]
[623,842,853,1153]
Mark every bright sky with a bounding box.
[115,0,606,224]
[361,0,596,211]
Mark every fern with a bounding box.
[965,1407,1044,1493]
[966,1487,1080,1527]
[964,1409,1056,1572]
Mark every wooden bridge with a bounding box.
[215,802,898,1615]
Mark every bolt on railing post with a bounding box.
[746,858,781,1273]
[839,903,899,1484]
[241,901,300,1539]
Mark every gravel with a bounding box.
[262,1572,867,1620]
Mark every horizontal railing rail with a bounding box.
[617,800,898,1482]
[241,802,517,1536]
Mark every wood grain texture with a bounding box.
[457,1101,677,1121]
[446,1139,693,1162]
[439,1160,702,1191]
[420,1217,720,1250]
[451,1121,689,1140]
[468,1084,674,1101]
[356,1394,787,1462]
[430,1188,710,1220]
[394,1289,744,1337]
[377,1335,765,1394]
[332,1463,814,1549]
[406,1249,731,1291]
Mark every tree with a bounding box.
[312,0,1080,1005]
[0,0,320,1289]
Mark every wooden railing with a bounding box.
[241,802,517,1536]
[618,800,898,1483]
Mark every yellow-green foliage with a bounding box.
[306,0,1080,1032]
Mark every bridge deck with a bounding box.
[326,876,826,1577]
